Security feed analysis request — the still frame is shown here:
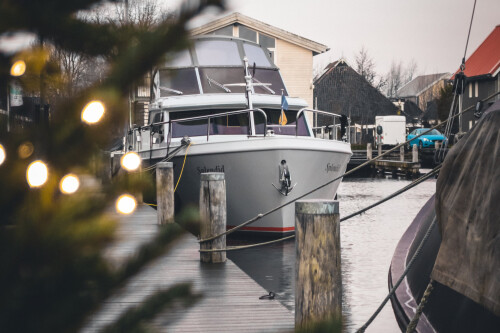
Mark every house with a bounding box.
[313,60,398,144]
[454,24,500,133]
[395,73,450,126]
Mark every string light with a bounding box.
[121,151,141,171]
[27,160,48,187]
[0,144,6,165]
[81,101,105,124]
[10,60,26,76]
[116,194,137,215]
[59,174,80,194]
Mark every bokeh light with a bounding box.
[0,144,6,166]
[10,60,26,76]
[116,194,137,215]
[121,151,141,171]
[81,101,105,124]
[59,174,80,194]
[18,141,34,159]
[27,160,48,187]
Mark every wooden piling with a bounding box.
[156,162,174,225]
[367,143,373,160]
[400,145,405,162]
[412,144,419,163]
[199,173,226,263]
[378,143,382,157]
[295,200,341,329]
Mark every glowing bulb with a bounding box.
[121,152,141,171]
[116,194,137,215]
[81,101,105,124]
[10,60,26,76]
[27,160,48,187]
[0,144,6,165]
[60,174,80,194]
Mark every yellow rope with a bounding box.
[144,203,157,207]
[174,142,192,192]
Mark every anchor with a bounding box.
[272,160,297,196]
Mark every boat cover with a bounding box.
[432,99,500,316]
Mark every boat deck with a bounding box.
[81,205,294,332]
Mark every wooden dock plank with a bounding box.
[82,205,294,332]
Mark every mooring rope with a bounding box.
[199,167,440,252]
[199,235,295,253]
[174,142,193,192]
[198,91,498,244]
[355,216,437,333]
[405,279,435,333]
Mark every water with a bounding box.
[228,174,436,332]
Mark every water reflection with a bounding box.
[228,175,436,332]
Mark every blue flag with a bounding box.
[281,94,288,111]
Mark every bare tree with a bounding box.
[354,46,387,92]
[404,59,418,84]
[355,46,376,85]
[385,60,403,98]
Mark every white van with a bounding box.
[375,116,406,147]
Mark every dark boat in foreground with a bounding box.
[389,100,500,332]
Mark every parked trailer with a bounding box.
[375,116,406,147]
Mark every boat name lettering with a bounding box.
[325,163,340,173]
[197,165,225,174]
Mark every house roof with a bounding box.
[313,60,398,123]
[190,12,329,55]
[455,25,500,78]
[397,73,450,98]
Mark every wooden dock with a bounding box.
[82,205,294,332]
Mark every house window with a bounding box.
[211,26,233,36]
[259,33,275,49]
[475,82,479,97]
[469,83,472,98]
[239,25,257,43]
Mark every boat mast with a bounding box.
[243,57,256,135]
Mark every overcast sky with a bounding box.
[178,0,500,77]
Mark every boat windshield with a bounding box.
[254,109,310,136]
[169,109,250,138]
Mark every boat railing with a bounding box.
[134,108,268,144]
[296,108,349,142]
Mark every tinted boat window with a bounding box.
[198,68,246,94]
[170,110,249,138]
[195,40,241,66]
[164,49,192,67]
[254,109,309,136]
[252,68,287,95]
[243,43,271,67]
[159,68,199,96]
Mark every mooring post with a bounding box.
[412,144,418,163]
[367,143,373,160]
[295,200,341,329]
[156,162,174,225]
[400,145,405,161]
[378,143,382,158]
[199,172,226,263]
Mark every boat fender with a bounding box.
[259,291,275,300]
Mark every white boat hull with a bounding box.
[141,136,351,233]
